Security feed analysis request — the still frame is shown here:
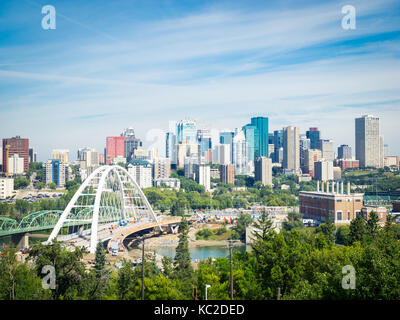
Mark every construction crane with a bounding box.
[5,144,10,178]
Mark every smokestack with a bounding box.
[341,181,344,194]
[347,181,350,195]
[317,180,320,192]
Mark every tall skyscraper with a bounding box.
[273,130,283,163]
[121,128,142,162]
[29,148,37,163]
[177,120,197,144]
[220,131,234,162]
[220,164,235,185]
[106,136,125,164]
[197,129,212,155]
[194,164,211,191]
[306,128,320,150]
[283,126,300,171]
[232,129,248,175]
[250,116,269,159]
[338,145,352,159]
[166,132,177,165]
[303,149,322,178]
[319,139,334,161]
[255,156,273,186]
[355,115,381,168]
[299,135,311,167]
[2,136,29,173]
[218,144,231,165]
[242,124,257,162]
[314,160,334,182]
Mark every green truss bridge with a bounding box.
[0,207,122,237]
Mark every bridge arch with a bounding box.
[47,165,158,253]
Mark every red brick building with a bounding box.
[2,136,29,173]
[361,206,387,224]
[299,182,363,225]
[335,159,359,169]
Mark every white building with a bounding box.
[314,160,334,182]
[219,144,231,165]
[127,160,153,189]
[355,115,382,168]
[43,159,68,187]
[8,154,24,175]
[233,129,249,175]
[254,157,273,186]
[0,178,14,199]
[194,164,211,191]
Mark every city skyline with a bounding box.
[0,0,400,159]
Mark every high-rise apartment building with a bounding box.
[127,160,153,189]
[218,144,231,165]
[254,156,273,186]
[273,130,284,163]
[299,135,311,167]
[319,139,334,162]
[153,158,171,179]
[314,160,334,182]
[306,128,320,150]
[43,159,68,187]
[106,136,125,164]
[338,144,352,159]
[283,126,300,171]
[303,149,322,178]
[8,154,24,175]
[166,132,177,165]
[2,136,29,173]
[194,164,210,191]
[355,115,381,168]
[220,164,235,185]
[232,129,249,175]
[242,124,257,162]
[121,128,142,162]
[250,117,269,159]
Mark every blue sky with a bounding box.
[0,0,400,160]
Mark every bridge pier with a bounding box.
[11,233,29,249]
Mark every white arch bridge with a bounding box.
[45,165,173,253]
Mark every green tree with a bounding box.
[232,213,253,242]
[349,214,367,244]
[28,242,88,300]
[366,211,380,238]
[173,217,194,297]
[316,215,336,244]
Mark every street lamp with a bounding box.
[205,284,211,300]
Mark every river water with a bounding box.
[152,245,247,261]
